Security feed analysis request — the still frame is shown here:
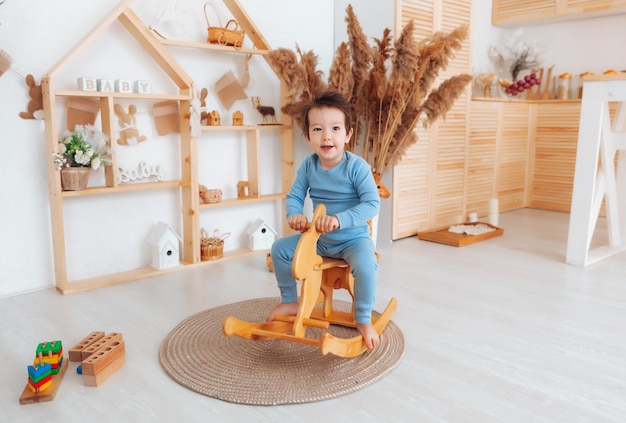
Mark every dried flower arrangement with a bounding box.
[266,5,472,179]
[488,29,544,83]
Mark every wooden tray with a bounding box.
[417,222,504,247]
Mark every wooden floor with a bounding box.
[2,208,626,422]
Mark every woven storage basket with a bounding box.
[200,229,230,261]
[200,188,222,204]
[204,3,244,48]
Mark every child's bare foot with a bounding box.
[357,323,380,350]
[266,302,299,322]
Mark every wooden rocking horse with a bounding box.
[223,204,397,358]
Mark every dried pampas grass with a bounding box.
[266,5,472,177]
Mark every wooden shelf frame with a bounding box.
[42,0,293,294]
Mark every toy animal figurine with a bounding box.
[114,104,146,146]
[373,172,391,199]
[19,74,44,120]
[251,96,276,124]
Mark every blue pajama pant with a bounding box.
[270,233,377,324]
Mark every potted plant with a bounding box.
[52,124,111,191]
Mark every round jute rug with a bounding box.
[159,297,404,405]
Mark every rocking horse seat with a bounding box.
[223,204,397,358]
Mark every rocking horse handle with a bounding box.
[291,204,326,280]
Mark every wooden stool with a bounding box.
[566,73,626,266]
[223,204,397,357]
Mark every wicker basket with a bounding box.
[199,187,222,204]
[204,3,244,48]
[200,229,230,261]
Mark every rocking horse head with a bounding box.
[373,172,390,199]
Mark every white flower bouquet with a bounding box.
[53,124,111,170]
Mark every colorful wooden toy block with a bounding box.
[34,340,64,374]
[20,340,68,405]
[27,375,52,393]
[27,363,52,393]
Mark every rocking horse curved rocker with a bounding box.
[223,204,397,358]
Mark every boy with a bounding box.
[266,91,381,349]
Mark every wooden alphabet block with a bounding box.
[81,341,125,376]
[115,80,133,94]
[68,331,105,362]
[77,77,97,92]
[80,332,123,361]
[97,79,115,92]
[134,80,152,94]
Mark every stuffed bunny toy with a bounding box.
[114,104,146,145]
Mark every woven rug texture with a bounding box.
[159,297,404,405]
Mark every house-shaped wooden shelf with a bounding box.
[41,0,293,294]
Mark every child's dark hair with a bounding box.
[301,91,353,135]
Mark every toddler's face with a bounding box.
[306,106,353,170]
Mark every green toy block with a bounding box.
[36,341,63,356]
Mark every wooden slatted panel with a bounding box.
[392,124,431,237]
[401,0,435,36]
[428,0,471,230]
[392,0,471,238]
[432,96,470,228]
[530,102,581,211]
[492,0,556,25]
[498,102,531,211]
[467,101,499,216]
[393,0,435,238]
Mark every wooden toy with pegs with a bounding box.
[68,332,126,387]
[19,340,68,405]
[223,204,397,358]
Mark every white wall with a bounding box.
[0,0,624,297]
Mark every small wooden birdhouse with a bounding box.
[232,110,243,126]
[208,110,221,126]
[146,222,182,270]
[245,218,277,250]
[237,181,251,199]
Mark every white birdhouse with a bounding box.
[245,218,277,251]
[146,222,182,270]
